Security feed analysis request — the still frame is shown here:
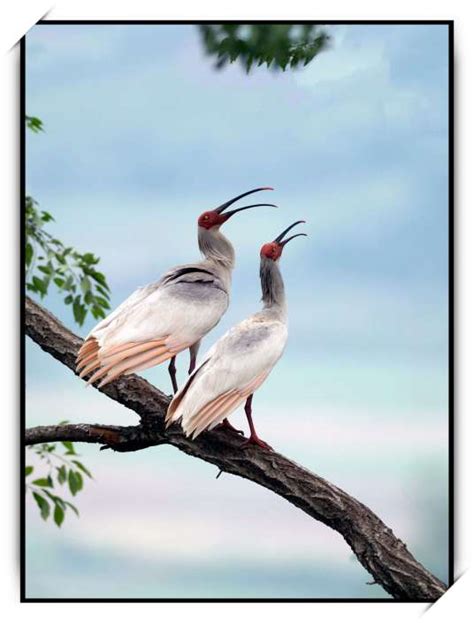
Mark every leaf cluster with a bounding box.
[25,196,111,326]
[24,115,103,527]
[25,432,93,527]
[199,24,330,73]
[25,115,44,133]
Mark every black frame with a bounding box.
[20,19,454,603]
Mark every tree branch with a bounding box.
[24,295,447,600]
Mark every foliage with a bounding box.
[25,196,111,326]
[25,116,96,527]
[199,24,330,73]
[25,430,93,527]
[25,115,44,133]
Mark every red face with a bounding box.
[198,211,226,230]
[260,241,283,261]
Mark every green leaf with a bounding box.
[91,306,105,319]
[56,465,67,484]
[32,492,50,520]
[32,275,48,297]
[43,490,64,506]
[74,471,84,492]
[72,460,93,479]
[73,297,87,326]
[32,477,53,488]
[80,276,91,295]
[82,252,97,265]
[61,441,76,455]
[90,271,108,289]
[68,469,83,496]
[64,295,73,305]
[94,296,110,309]
[64,500,79,516]
[25,242,33,267]
[53,503,65,527]
[41,210,55,222]
[25,466,34,477]
[26,115,44,133]
[68,469,77,496]
[96,285,109,298]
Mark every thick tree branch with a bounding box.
[24,296,447,600]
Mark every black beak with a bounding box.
[215,187,274,214]
[274,220,307,245]
[223,202,278,219]
[281,233,308,246]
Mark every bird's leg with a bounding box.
[168,356,178,394]
[188,341,201,375]
[215,418,244,435]
[241,394,273,450]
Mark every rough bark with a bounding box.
[24,295,447,600]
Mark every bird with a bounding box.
[75,188,276,392]
[165,220,307,449]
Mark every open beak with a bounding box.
[274,220,307,246]
[215,187,276,218]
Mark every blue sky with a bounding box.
[25,23,449,598]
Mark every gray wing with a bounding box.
[160,264,226,291]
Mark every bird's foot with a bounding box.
[240,434,273,451]
[215,418,244,435]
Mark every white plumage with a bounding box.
[166,220,306,448]
[168,317,288,438]
[75,188,276,390]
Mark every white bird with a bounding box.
[166,220,307,449]
[75,188,276,392]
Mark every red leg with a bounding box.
[168,356,178,394]
[215,418,244,435]
[240,395,273,451]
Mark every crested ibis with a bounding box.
[166,220,307,449]
[75,188,276,392]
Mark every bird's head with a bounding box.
[260,221,307,261]
[198,187,276,230]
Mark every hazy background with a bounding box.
[25,23,449,598]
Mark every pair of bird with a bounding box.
[76,187,306,450]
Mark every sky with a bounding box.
[25,23,449,599]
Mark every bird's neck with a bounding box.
[260,257,287,320]
[198,227,235,271]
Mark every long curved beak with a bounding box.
[223,202,278,219]
[215,187,274,214]
[274,220,306,244]
[281,232,307,246]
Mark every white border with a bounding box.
[1,1,471,620]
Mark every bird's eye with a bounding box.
[203,215,209,220]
